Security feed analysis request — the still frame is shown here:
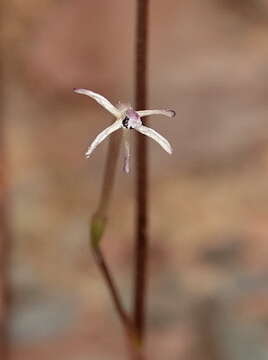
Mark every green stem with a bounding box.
[90,131,143,358]
[91,245,131,330]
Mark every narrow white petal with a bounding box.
[74,88,122,118]
[136,125,173,154]
[137,109,176,118]
[85,120,122,158]
[123,129,131,174]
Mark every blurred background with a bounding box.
[2,0,268,359]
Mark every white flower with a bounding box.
[73,88,175,173]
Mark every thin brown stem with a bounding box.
[133,0,149,345]
[92,246,131,329]
[90,2,150,356]
[92,242,146,360]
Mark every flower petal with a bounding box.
[123,129,131,173]
[137,109,176,118]
[85,120,122,158]
[136,125,172,154]
[73,88,122,118]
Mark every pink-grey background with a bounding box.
[3,0,268,359]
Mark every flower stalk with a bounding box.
[133,0,150,347]
[89,130,128,322]
[89,132,143,357]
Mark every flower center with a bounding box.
[122,116,131,129]
[122,111,142,129]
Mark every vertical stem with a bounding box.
[0,2,10,358]
[134,0,149,345]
